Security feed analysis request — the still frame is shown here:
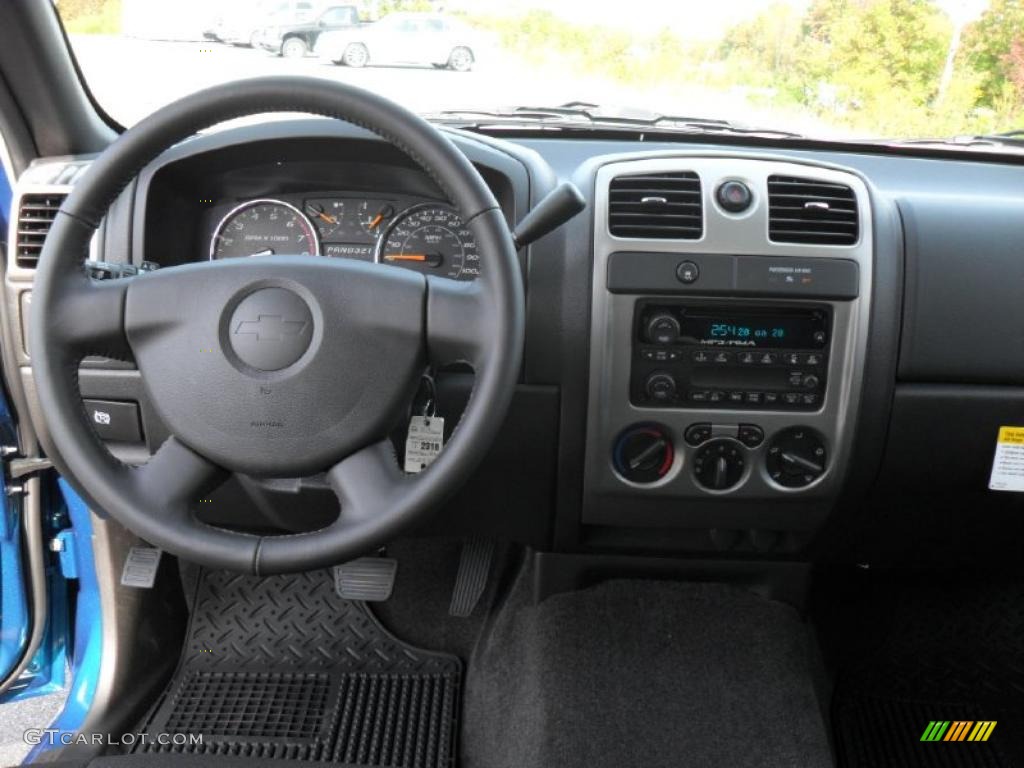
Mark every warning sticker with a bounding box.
[989,427,1024,492]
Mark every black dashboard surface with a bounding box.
[13,120,1024,565]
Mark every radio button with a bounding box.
[712,351,733,364]
[813,330,827,345]
[690,391,710,403]
[759,352,778,365]
[804,353,824,366]
[692,350,711,363]
[802,374,820,390]
[728,391,745,404]
[737,425,765,448]
[746,392,763,405]
[763,392,780,406]
[783,392,801,405]
[802,393,819,406]
[788,371,805,387]
[709,391,726,403]
[783,352,801,366]
[738,351,757,365]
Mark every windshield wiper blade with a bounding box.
[427,104,806,139]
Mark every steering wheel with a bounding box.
[30,77,524,574]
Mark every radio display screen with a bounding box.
[679,312,826,348]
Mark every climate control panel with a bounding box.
[611,421,829,493]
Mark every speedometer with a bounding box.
[211,199,319,260]
[376,204,480,281]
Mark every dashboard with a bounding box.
[7,118,1024,566]
[207,194,481,281]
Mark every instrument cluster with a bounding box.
[209,192,481,281]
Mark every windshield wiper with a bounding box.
[426,103,806,139]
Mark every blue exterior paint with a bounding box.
[25,481,103,762]
[0,152,10,232]
[0,395,29,684]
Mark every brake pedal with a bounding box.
[333,557,398,601]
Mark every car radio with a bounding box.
[630,302,830,410]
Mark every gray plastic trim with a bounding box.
[583,156,874,523]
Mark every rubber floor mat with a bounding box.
[135,569,461,767]
[829,573,1024,768]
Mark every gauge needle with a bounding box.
[384,253,442,266]
[317,212,337,225]
[249,248,274,257]
[367,205,394,231]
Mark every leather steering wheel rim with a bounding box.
[30,76,524,574]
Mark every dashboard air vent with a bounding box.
[15,193,66,268]
[609,172,702,239]
[767,176,858,245]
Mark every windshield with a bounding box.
[57,0,1022,142]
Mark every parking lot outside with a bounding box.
[70,35,828,133]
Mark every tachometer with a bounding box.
[376,204,480,281]
[211,199,319,259]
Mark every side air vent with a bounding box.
[15,193,66,268]
[767,176,858,245]
[609,172,703,239]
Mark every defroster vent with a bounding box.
[767,176,859,245]
[15,193,66,268]
[609,172,703,239]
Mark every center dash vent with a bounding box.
[767,176,858,245]
[15,193,66,268]
[609,172,702,239]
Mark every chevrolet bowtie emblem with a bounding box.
[233,314,308,342]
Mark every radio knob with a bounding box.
[644,372,677,402]
[645,314,681,345]
[802,374,820,389]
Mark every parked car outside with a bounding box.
[258,4,362,58]
[315,13,479,72]
[209,0,322,47]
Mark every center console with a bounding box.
[583,156,873,534]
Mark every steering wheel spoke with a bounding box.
[50,272,132,360]
[327,440,407,524]
[130,436,228,513]
[254,441,406,573]
[426,276,489,367]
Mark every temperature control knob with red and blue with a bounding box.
[613,424,675,483]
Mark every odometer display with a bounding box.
[211,199,319,260]
[376,204,480,281]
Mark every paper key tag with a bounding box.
[989,426,1024,492]
[405,415,445,473]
